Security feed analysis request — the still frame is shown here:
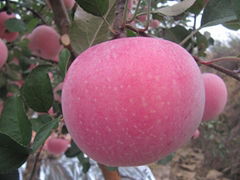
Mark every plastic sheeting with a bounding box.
[19,155,156,180]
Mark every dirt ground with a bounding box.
[149,144,230,180]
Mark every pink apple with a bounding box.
[45,137,70,155]
[202,73,227,121]
[0,11,19,42]
[62,37,205,166]
[28,25,62,61]
[0,39,8,68]
[192,129,200,139]
[150,19,160,28]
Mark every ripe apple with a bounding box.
[28,25,62,61]
[62,37,205,166]
[45,137,70,155]
[0,39,8,68]
[202,73,227,121]
[0,11,19,42]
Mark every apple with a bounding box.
[0,39,8,68]
[150,19,160,28]
[45,137,70,155]
[0,11,19,42]
[28,25,62,61]
[62,37,205,166]
[202,73,227,121]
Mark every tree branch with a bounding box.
[112,0,127,39]
[194,56,240,81]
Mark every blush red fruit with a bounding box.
[62,37,205,166]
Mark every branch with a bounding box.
[112,0,127,39]
[200,57,240,65]
[48,0,77,57]
[194,56,240,81]
[8,0,46,24]
[125,24,153,37]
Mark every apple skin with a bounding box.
[62,37,205,166]
[202,73,227,121]
[0,12,19,42]
[28,25,62,61]
[0,39,8,68]
[45,137,70,155]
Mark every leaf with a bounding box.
[5,18,26,33]
[77,153,90,173]
[70,0,116,54]
[0,133,29,173]
[188,0,205,15]
[31,119,58,152]
[59,48,70,78]
[75,0,109,17]
[156,0,196,16]
[231,0,240,20]
[157,153,174,165]
[31,114,52,132]
[223,20,240,31]
[163,25,191,46]
[0,96,31,147]
[65,140,82,157]
[21,65,53,112]
[0,169,19,180]
[201,0,238,27]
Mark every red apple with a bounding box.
[0,39,8,68]
[0,11,19,42]
[45,137,70,155]
[28,25,62,61]
[202,73,227,121]
[62,37,205,166]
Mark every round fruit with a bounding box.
[28,25,62,61]
[45,137,69,155]
[0,39,8,68]
[0,11,19,42]
[62,37,205,166]
[202,73,227,121]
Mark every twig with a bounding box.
[29,146,44,180]
[200,57,240,65]
[112,0,127,39]
[194,56,240,81]
[48,0,77,58]
[8,0,46,24]
[127,0,142,23]
[180,27,201,46]
[125,24,153,37]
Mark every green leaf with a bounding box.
[106,166,118,171]
[0,133,29,173]
[70,0,116,54]
[188,0,205,15]
[59,49,70,78]
[157,153,174,165]
[5,18,26,33]
[31,114,52,132]
[21,65,53,112]
[201,0,238,27]
[65,140,82,157]
[223,20,240,30]
[31,119,58,152]
[163,25,191,46]
[196,32,208,56]
[0,169,19,180]
[0,96,31,146]
[77,153,90,173]
[231,0,240,20]
[156,0,196,16]
[75,0,109,17]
